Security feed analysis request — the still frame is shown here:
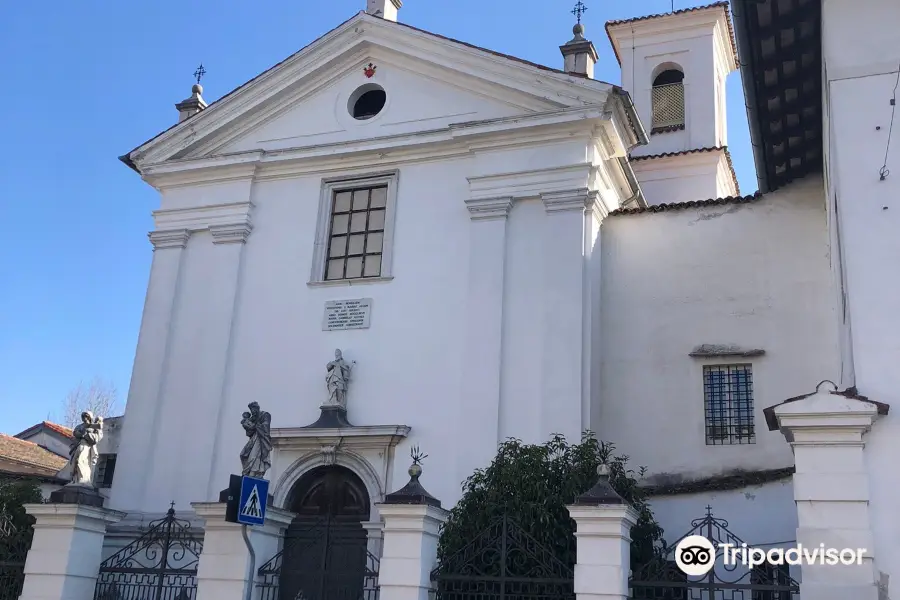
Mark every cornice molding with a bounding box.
[136,109,610,188]
[128,13,614,168]
[210,223,253,245]
[148,229,190,250]
[541,188,600,214]
[465,196,513,221]
[152,201,254,233]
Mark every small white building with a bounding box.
[103,0,898,595]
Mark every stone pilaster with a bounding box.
[539,189,596,441]
[767,383,885,600]
[192,502,295,600]
[109,228,190,512]
[457,196,512,484]
[566,466,637,600]
[376,459,448,600]
[19,503,125,600]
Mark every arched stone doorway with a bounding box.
[279,465,376,600]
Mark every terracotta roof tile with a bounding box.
[629,146,741,195]
[605,2,739,69]
[0,435,68,473]
[41,421,74,438]
[608,191,763,216]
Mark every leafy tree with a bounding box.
[437,432,665,571]
[0,477,43,558]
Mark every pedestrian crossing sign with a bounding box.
[237,475,268,526]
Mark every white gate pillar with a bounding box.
[765,381,886,600]
[19,489,125,600]
[192,502,295,600]
[566,465,638,600]
[376,459,448,600]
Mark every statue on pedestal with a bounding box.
[67,411,104,487]
[324,349,355,410]
[240,402,272,479]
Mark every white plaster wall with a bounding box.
[650,478,797,549]
[613,24,729,157]
[631,151,734,205]
[595,176,838,482]
[821,0,900,582]
[221,57,527,156]
[111,136,608,516]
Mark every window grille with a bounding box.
[652,82,685,129]
[325,185,387,281]
[703,364,755,445]
[96,454,117,488]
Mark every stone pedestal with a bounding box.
[566,467,637,600]
[376,459,448,600]
[192,502,295,600]
[362,519,385,558]
[377,504,448,600]
[567,505,638,600]
[19,501,125,600]
[766,384,885,600]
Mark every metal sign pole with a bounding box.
[242,524,256,600]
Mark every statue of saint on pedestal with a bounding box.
[324,349,354,410]
[67,411,104,487]
[240,402,272,479]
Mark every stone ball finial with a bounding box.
[409,462,422,479]
[597,462,610,478]
[192,83,203,95]
[573,23,585,37]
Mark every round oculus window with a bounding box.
[348,84,386,120]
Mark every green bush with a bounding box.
[437,432,665,571]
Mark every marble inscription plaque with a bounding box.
[323,298,372,331]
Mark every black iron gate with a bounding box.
[630,507,800,600]
[0,475,42,600]
[430,514,575,600]
[0,506,33,600]
[257,516,380,600]
[94,505,202,600]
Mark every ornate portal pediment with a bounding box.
[269,419,410,514]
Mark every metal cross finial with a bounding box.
[572,1,588,23]
[193,64,206,85]
[705,505,713,516]
[410,445,428,465]
[170,501,176,510]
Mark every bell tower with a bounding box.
[606,3,740,203]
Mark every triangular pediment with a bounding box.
[127,12,615,168]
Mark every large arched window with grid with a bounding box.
[651,66,685,130]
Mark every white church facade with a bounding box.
[17,0,899,599]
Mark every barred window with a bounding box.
[704,364,755,445]
[96,454,117,488]
[325,185,387,281]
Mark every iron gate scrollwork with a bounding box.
[256,516,380,600]
[94,505,202,600]
[0,507,33,600]
[0,474,42,600]
[430,514,575,600]
[629,507,800,600]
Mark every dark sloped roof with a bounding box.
[629,146,741,194]
[605,2,738,68]
[0,435,68,473]
[731,0,823,192]
[608,191,763,216]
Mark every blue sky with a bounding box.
[0,0,754,435]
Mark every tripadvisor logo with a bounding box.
[674,535,867,575]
